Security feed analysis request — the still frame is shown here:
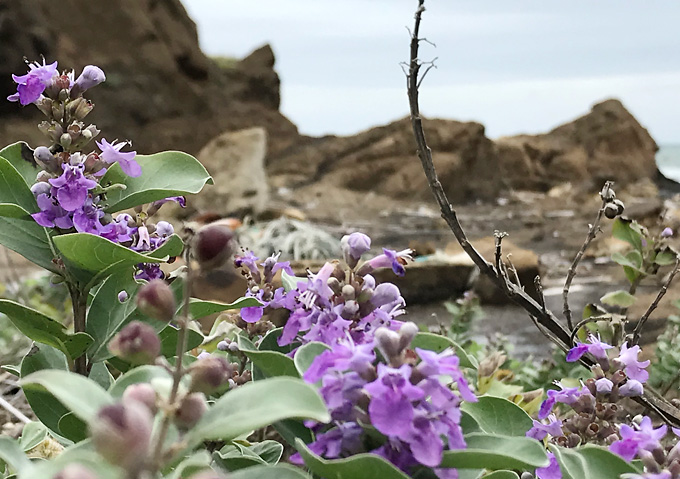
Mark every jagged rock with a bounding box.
[0,0,298,156]
[268,117,503,203]
[497,99,658,191]
[195,127,269,217]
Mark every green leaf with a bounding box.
[159,325,204,357]
[273,419,314,447]
[186,377,330,446]
[411,332,478,369]
[612,218,643,251]
[0,299,93,360]
[164,451,212,479]
[0,203,31,219]
[88,361,114,389]
[182,296,263,320]
[53,232,182,286]
[100,151,213,213]
[20,344,70,435]
[0,437,32,475]
[611,251,642,270]
[19,448,121,479]
[294,341,331,378]
[57,412,88,443]
[295,439,410,479]
[460,396,533,437]
[482,472,519,479]
[259,328,298,355]
[227,464,312,479]
[108,365,173,397]
[20,370,114,423]
[250,440,284,464]
[550,445,640,479]
[238,334,299,378]
[18,422,47,452]
[440,433,548,471]
[0,156,57,272]
[600,290,636,308]
[655,247,678,266]
[281,270,306,292]
[0,142,40,188]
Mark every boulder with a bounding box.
[496,99,658,191]
[195,127,269,217]
[267,117,504,203]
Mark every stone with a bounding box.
[195,127,269,217]
[496,99,659,192]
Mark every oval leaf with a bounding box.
[0,437,32,475]
[295,439,410,479]
[0,142,40,189]
[294,341,331,378]
[460,396,532,437]
[550,444,640,479]
[600,290,636,308]
[228,464,312,479]
[101,151,213,213]
[411,332,478,369]
[187,377,329,446]
[440,433,548,471]
[238,335,299,378]
[0,203,31,219]
[20,369,114,423]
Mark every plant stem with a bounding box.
[70,285,88,376]
[151,253,193,472]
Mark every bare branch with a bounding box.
[632,258,680,345]
[563,181,612,333]
[406,0,680,426]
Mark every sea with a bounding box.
[658,145,680,183]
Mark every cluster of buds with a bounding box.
[600,183,625,220]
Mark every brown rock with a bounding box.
[497,99,659,191]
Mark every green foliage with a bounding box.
[238,334,299,378]
[650,302,680,392]
[460,396,532,437]
[100,151,213,213]
[550,445,640,478]
[600,290,636,308]
[440,433,548,471]
[213,440,284,471]
[411,332,477,369]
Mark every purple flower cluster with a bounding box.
[292,323,475,478]
[8,60,181,282]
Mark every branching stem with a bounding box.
[632,258,680,345]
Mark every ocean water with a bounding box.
[658,145,680,182]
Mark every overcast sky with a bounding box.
[182,1,680,144]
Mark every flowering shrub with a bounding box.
[0,4,679,479]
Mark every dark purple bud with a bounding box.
[71,65,106,97]
[122,383,158,414]
[193,223,234,270]
[189,356,233,394]
[90,401,153,470]
[604,203,619,219]
[53,464,97,479]
[108,321,161,365]
[175,392,207,429]
[341,232,371,268]
[136,279,176,323]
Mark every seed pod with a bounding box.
[193,223,235,270]
[108,321,161,365]
[136,279,176,323]
[175,392,208,429]
[604,203,619,219]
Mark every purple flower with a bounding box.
[619,379,644,397]
[135,263,164,281]
[31,193,73,229]
[73,65,106,94]
[617,342,650,383]
[151,196,186,210]
[155,221,174,238]
[527,415,563,441]
[565,334,612,362]
[304,337,376,383]
[96,138,141,177]
[341,232,371,263]
[240,289,265,323]
[371,283,404,308]
[610,417,667,461]
[661,227,673,238]
[8,60,58,105]
[595,377,614,394]
[73,199,112,235]
[364,364,424,439]
[367,248,413,277]
[415,348,477,402]
[299,262,336,308]
[535,452,561,479]
[49,164,97,211]
[100,213,136,243]
[290,422,363,464]
[538,382,584,419]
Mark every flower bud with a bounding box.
[118,290,129,303]
[398,321,419,351]
[374,327,401,361]
[53,464,97,479]
[189,356,233,394]
[71,65,106,98]
[90,401,153,470]
[612,199,625,216]
[370,283,403,308]
[174,392,208,429]
[122,383,158,414]
[108,321,161,365]
[619,379,644,397]
[136,279,176,323]
[662,227,674,238]
[69,97,94,121]
[341,284,356,301]
[31,181,51,197]
[604,203,619,219]
[341,232,371,268]
[193,223,234,270]
[33,146,59,173]
[60,133,72,149]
